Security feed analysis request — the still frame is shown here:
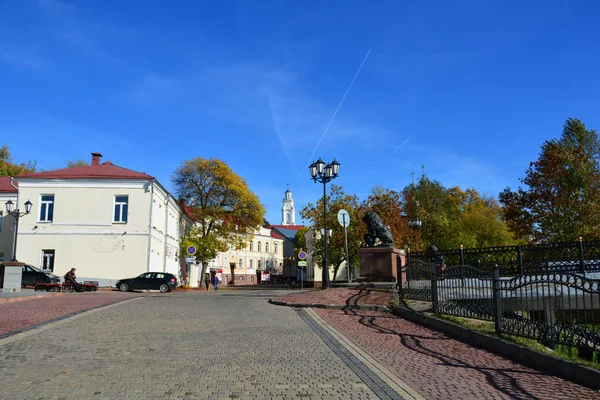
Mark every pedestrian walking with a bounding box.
[204,276,210,291]
[213,275,219,291]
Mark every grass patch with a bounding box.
[432,313,600,371]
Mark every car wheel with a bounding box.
[159,284,170,293]
[34,278,45,286]
[119,283,130,292]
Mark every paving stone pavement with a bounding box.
[0,291,393,400]
[314,308,600,400]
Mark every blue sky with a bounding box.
[2,0,600,225]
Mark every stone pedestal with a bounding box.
[0,261,24,292]
[358,247,405,283]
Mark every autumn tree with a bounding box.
[300,185,362,281]
[403,174,516,250]
[171,158,265,280]
[499,118,600,243]
[0,145,36,176]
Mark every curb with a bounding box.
[394,305,600,391]
[268,298,389,312]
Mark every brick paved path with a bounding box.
[315,308,599,400]
[0,292,384,399]
[0,291,145,336]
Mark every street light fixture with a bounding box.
[5,198,33,262]
[309,158,340,289]
[408,218,422,251]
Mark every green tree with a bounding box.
[0,145,36,176]
[66,160,89,168]
[171,158,266,280]
[300,185,362,281]
[499,118,600,242]
[403,174,516,250]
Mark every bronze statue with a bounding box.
[362,211,394,247]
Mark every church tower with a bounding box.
[281,188,296,225]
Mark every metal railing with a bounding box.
[407,239,600,276]
[424,262,600,356]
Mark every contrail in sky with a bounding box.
[297,48,372,180]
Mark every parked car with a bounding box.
[115,272,177,293]
[22,265,60,287]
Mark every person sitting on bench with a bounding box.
[64,268,83,292]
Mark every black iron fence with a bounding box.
[422,262,600,357]
[408,239,600,276]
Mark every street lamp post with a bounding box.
[309,158,340,289]
[408,219,422,251]
[5,198,33,262]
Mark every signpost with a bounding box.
[337,209,351,283]
[186,245,197,256]
[298,250,307,290]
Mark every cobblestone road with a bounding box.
[0,291,386,399]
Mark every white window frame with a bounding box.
[258,241,261,252]
[274,243,278,254]
[114,195,129,223]
[39,194,55,222]
[249,259,254,269]
[265,243,269,253]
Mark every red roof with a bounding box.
[17,162,154,180]
[0,177,18,193]
[266,224,305,230]
[270,231,285,239]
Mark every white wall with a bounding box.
[14,178,186,287]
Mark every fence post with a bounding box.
[460,244,464,265]
[492,269,502,334]
[431,262,439,312]
[517,245,524,276]
[578,237,585,274]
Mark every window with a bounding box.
[286,212,291,224]
[0,211,3,232]
[258,241,261,252]
[41,249,55,272]
[114,195,129,223]
[249,242,253,251]
[265,243,269,253]
[249,259,254,269]
[0,252,3,262]
[274,243,278,254]
[39,195,54,222]
[239,258,243,269]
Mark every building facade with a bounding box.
[189,226,284,287]
[11,153,188,286]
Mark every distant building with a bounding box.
[281,188,295,225]
[8,152,189,286]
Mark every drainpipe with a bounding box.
[146,181,154,273]
[9,177,19,261]
[163,194,169,273]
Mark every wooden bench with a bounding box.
[62,282,98,292]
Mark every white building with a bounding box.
[190,226,284,287]
[281,188,296,225]
[0,177,19,263]
[9,152,189,286]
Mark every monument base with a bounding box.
[357,247,405,283]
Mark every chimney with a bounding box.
[91,152,103,166]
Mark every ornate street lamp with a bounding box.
[5,198,33,262]
[309,158,340,289]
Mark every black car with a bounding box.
[22,265,60,287]
[115,272,177,293]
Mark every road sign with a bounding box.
[338,209,350,227]
[186,257,196,263]
[298,260,307,267]
[186,245,197,256]
[298,251,307,260]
